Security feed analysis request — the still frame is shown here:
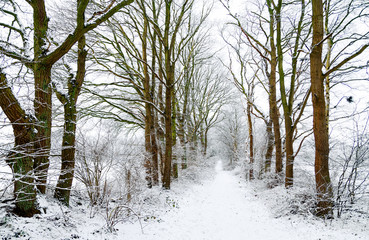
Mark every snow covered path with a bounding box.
[119,160,366,240]
[2,159,367,239]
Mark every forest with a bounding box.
[0,0,369,239]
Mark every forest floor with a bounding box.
[1,159,368,239]
[118,160,368,240]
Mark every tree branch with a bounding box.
[323,44,369,78]
[44,0,134,65]
[0,46,33,69]
[0,71,30,124]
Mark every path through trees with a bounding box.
[118,160,365,240]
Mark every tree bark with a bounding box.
[157,59,165,179]
[54,97,77,205]
[311,0,333,218]
[284,116,294,187]
[270,43,283,176]
[163,67,174,189]
[54,32,87,205]
[178,108,188,169]
[178,73,190,169]
[33,64,52,194]
[0,72,40,217]
[204,128,209,156]
[264,119,274,173]
[267,0,283,176]
[171,93,178,178]
[247,102,254,180]
[32,0,51,194]
[276,0,293,188]
[143,14,153,188]
[324,1,332,136]
[163,34,175,187]
[150,9,159,186]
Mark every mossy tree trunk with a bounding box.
[264,119,274,173]
[160,0,193,189]
[54,31,87,205]
[54,96,78,205]
[32,0,51,194]
[266,0,283,176]
[275,0,308,187]
[0,73,40,217]
[171,93,178,179]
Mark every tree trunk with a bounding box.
[54,99,77,205]
[282,0,306,188]
[264,119,274,173]
[151,18,159,186]
[163,69,173,189]
[267,0,283,176]
[54,32,87,205]
[171,93,178,178]
[311,0,333,218]
[143,16,153,188]
[324,2,332,136]
[162,0,175,189]
[144,119,153,188]
[247,102,254,180]
[33,64,52,194]
[204,128,209,156]
[151,116,159,186]
[178,109,188,169]
[179,69,190,169]
[157,67,165,179]
[11,129,40,217]
[32,0,51,194]
[0,73,40,217]
[284,116,294,187]
[270,48,283,176]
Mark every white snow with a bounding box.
[117,160,368,240]
[1,159,368,239]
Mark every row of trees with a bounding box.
[1,0,368,220]
[221,0,369,218]
[0,0,137,217]
[0,0,228,217]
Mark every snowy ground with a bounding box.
[118,160,368,240]
[1,159,368,239]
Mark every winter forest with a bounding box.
[0,0,369,239]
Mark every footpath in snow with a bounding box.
[119,160,367,240]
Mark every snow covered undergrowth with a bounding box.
[0,157,217,240]
[1,158,368,239]
[244,180,369,240]
[119,160,369,240]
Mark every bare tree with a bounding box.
[221,0,283,178]
[311,0,369,218]
[0,0,133,216]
